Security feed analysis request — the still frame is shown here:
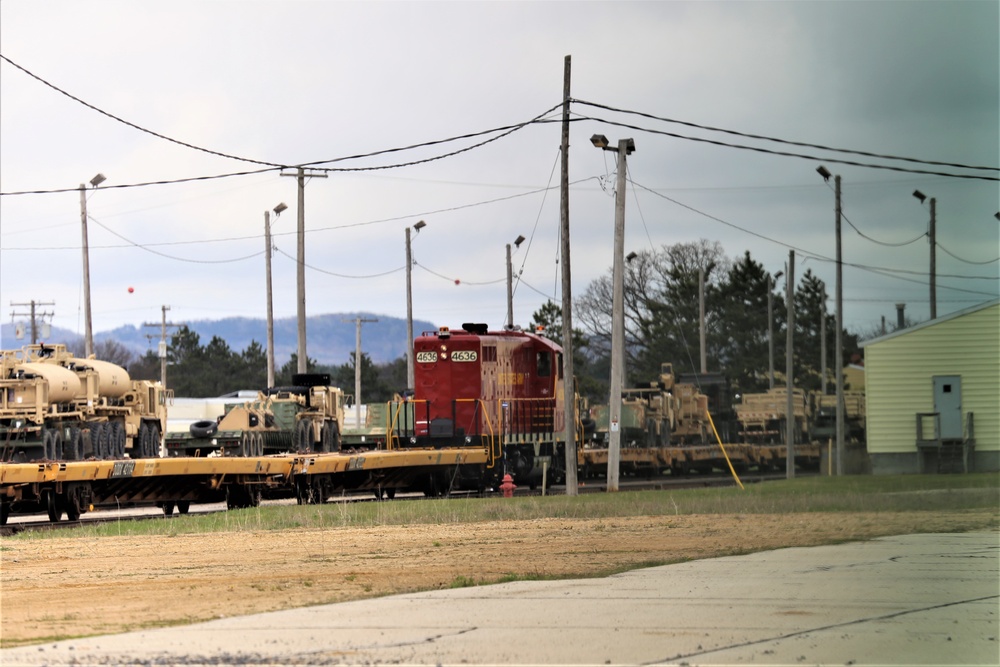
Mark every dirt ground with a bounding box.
[1,509,996,647]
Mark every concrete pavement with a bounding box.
[3,531,997,666]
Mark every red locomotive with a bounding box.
[401,323,568,488]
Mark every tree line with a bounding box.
[86,239,888,400]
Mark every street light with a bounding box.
[591,134,635,493]
[506,235,526,329]
[913,190,936,319]
[80,173,106,358]
[406,221,427,392]
[265,202,287,388]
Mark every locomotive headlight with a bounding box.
[440,352,447,360]
[409,436,417,444]
[465,436,472,444]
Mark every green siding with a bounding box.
[865,303,999,454]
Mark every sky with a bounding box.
[1,1,997,358]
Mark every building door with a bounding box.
[932,375,962,440]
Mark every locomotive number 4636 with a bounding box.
[450,350,478,362]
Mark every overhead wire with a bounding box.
[936,242,1000,265]
[572,114,1000,182]
[86,215,264,263]
[629,179,998,296]
[273,247,405,279]
[573,99,1000,173]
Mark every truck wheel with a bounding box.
[296,421,314,453]
[66,427,83,461]
[190,420,218,438]
[111,422,126,459]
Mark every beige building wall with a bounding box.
[862,301,998,471]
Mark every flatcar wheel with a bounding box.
[0,500,9,526]
[162,502,176,516]
[177,501,190,514]
[46,491,61,522]
[65,487,83,522]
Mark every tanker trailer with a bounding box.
[0,355,86,461]
[23,344,169,459]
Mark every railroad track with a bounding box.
[1,470,803,536]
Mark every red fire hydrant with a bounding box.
[499,474,517,498]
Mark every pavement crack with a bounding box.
[643,594,1000,665]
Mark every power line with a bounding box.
[87,215,263,263]
[274,247,405,279]
[572,99,1000,173]
[574,114,1000,182]
[629,179,999,295]
[936,241,1000,265]
[0,54,287,168]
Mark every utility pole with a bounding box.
[10,300,55,344]
[143,306,180,388]
[405,220,426,393]
[785,250,795,480]
[767,271,782,390]
[820,284,827,394]
[698,268,707,373]
[834,175,844,476]
[345,317,378,427]
[591,133,635,493]
[506,242,515,328]
[282,167,327,373]
[559,55,578,496]
[929,197,937,320]
[818,165,845,476]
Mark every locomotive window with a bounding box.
[556,352,564,379]
[482,346,497,362]
[536,351,551,377]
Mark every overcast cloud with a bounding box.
[1,1,997,359]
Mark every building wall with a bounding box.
[864,302,999,473]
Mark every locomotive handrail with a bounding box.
[454,398,497,466]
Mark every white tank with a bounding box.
[17,362,82,403]
[72,358,132,399]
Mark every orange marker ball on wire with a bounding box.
[128,286,134,293]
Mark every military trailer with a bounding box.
[164,374,344,457]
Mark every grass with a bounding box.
[10,473,998,541]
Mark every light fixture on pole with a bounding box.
[265,202,288,388]
[817,165,844,476]
[913,190,936,319]
[80,173,106,358]
[505,235,526,330]
[406,220,427,392]
[591,133,635,493]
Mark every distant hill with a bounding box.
[0,313,438,365]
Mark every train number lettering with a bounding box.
[415,351,438,363]
[110,461,136,478]
[450,350,477,362]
